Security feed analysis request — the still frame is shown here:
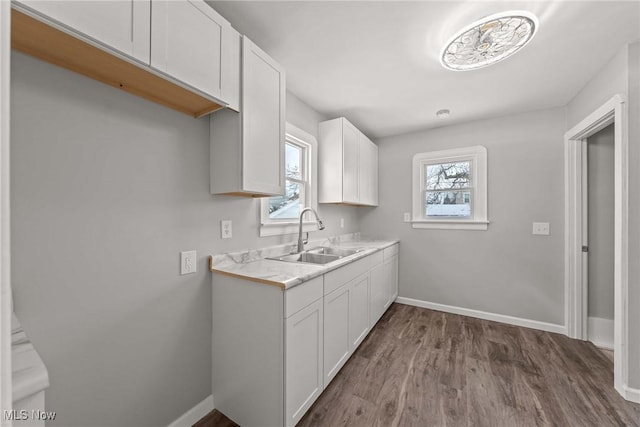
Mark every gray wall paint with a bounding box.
[10,52,359,426]
[566,46,628,130]
[587,124,614,320]
[566,41,640,388]
[359,108,566,325]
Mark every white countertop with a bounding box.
[210,234,399,289]
[12,313,50,402]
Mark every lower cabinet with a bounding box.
[369,262,386,327]
[349,273,370,350]
[383,255,399,310]
[323,283,351,384]
[211,243,399,427]
[285,298,323,426]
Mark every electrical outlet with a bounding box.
[532,222,550,235]
[181,250,197,275]
[221,220,232,239]
[403,213,411,222]
[340,218,344,228]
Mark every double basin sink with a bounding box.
[267,246,365,265]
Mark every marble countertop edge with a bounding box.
[210,234,399,289]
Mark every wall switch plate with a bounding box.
[181,250,197,275]
[532,222,550,235]
[221,220,232,239]
[403,213,411,222]
[340,218,344,228]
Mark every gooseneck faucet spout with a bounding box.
[297,207,324,252]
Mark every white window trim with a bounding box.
[411,145,488,231]
[260,123,319,237]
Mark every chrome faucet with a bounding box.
[297,207,324,252]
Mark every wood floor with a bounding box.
[199,303,640,427]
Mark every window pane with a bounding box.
[425,162,470,190]
[425,191,471,217]
[285,143,302,179]
[269,180,303,219]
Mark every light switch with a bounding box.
[221,220,232,239]
[532,222,550,235]
[181,250,197,275]
[403,213,411,222]
[340,218,344,228]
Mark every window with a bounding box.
[412,146,488,230]
[260,123,318,237]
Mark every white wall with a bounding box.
[359,108,566,325]
[587,124,614,321]
[566,47,628,130]
[10,52,359,426]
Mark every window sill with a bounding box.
[411,219,489,231]
[260,221,319,237]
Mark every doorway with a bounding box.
[564,94,631,400]
[585,124,615,355]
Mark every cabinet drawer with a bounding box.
[324,257,371,295]
[384,244,399,260]
[285,276,323,318]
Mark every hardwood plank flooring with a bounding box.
[299,303,640,427]
[200,303,639,426]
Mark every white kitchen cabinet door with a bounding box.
[318,117,378,206]
[210,36,285,196]
[349,274,370,350]
[241,37,286,195]
[18,0,151,63]
[323,283,351,385]
[342,120,360,203]
[384,255,399,310]
[285,298,323,427]
[151,0,228,99]
[369,263,386,327]
[359,134,379,206]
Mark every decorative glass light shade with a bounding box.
[441,11,538,71]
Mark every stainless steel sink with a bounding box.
[267,246,365,265]
[306,246,363,257]
[268,252,341,265]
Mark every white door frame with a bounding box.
[564,94,629,399]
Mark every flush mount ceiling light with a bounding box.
[441,11,538,71]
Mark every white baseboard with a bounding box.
[623,385,640,404]
[395,297,567,335]
[167,395,214,427]
[587,316,614,350]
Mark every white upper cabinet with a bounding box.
[342,120,360,203]
[151,0,230,100]
[17,0,151,63]
[319,117,379,206]
[14,0,241,113]
[210,36,286,197]
[359,133,379,206]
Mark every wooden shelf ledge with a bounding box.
[11,8,224,118]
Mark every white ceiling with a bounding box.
[210,1,640,138]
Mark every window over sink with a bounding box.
[260,123,319,236]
